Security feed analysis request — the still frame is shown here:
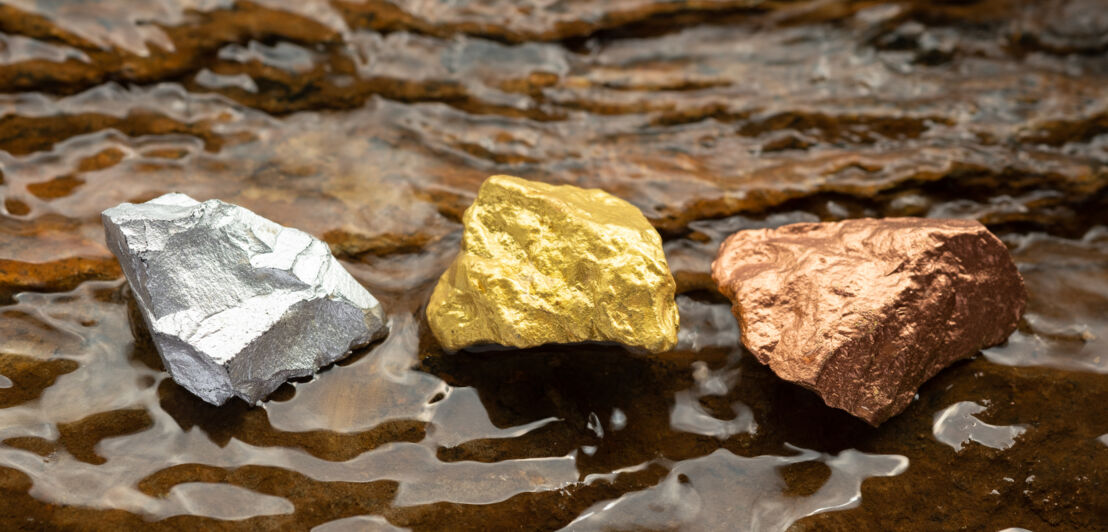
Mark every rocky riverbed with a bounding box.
[0,0,1106,530]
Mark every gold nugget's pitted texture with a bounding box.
[427,175,679,353]
[711,218,1027,426]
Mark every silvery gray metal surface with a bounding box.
[102,193,388,406]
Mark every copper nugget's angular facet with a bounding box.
[711,218,1026,425]
[427,175,679,353]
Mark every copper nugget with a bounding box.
[711,218,1026,425]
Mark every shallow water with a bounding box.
[0,0,1106,530]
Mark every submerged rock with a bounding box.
[711,218,1026,425]
[427,175,678,353]
[102,193,388,405]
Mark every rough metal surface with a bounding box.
[427,175,679,353]
[711,218,1026,425]
[102,193,388,405]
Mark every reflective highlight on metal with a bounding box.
[711,218,1026,425]
[427,175,679,353]
[102,193,388,405]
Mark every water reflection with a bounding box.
[932,401,1027,452]
[1,0,1107,528]
[156,482,295,520]
[565,447,907,531]
[312,514,407,532]
[985,228,1108,373]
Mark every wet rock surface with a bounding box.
[427,175,678,353]
[102,193,388,405]
[0,0,1106,530]
[712,218,1026,425]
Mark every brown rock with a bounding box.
[711,218,1026,425]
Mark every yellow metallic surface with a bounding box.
[427,175,679,353]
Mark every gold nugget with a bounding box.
[427,175,678,353]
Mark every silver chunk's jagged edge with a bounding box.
[102,193,388,406]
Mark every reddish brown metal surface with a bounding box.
[711,218,1027,425]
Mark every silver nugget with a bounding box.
[102,193,388,405]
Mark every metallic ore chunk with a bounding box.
[102,193,388,405]
[426,175,679,353]
[711,218,1026,425]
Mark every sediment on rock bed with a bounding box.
[0,0,1106,530]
